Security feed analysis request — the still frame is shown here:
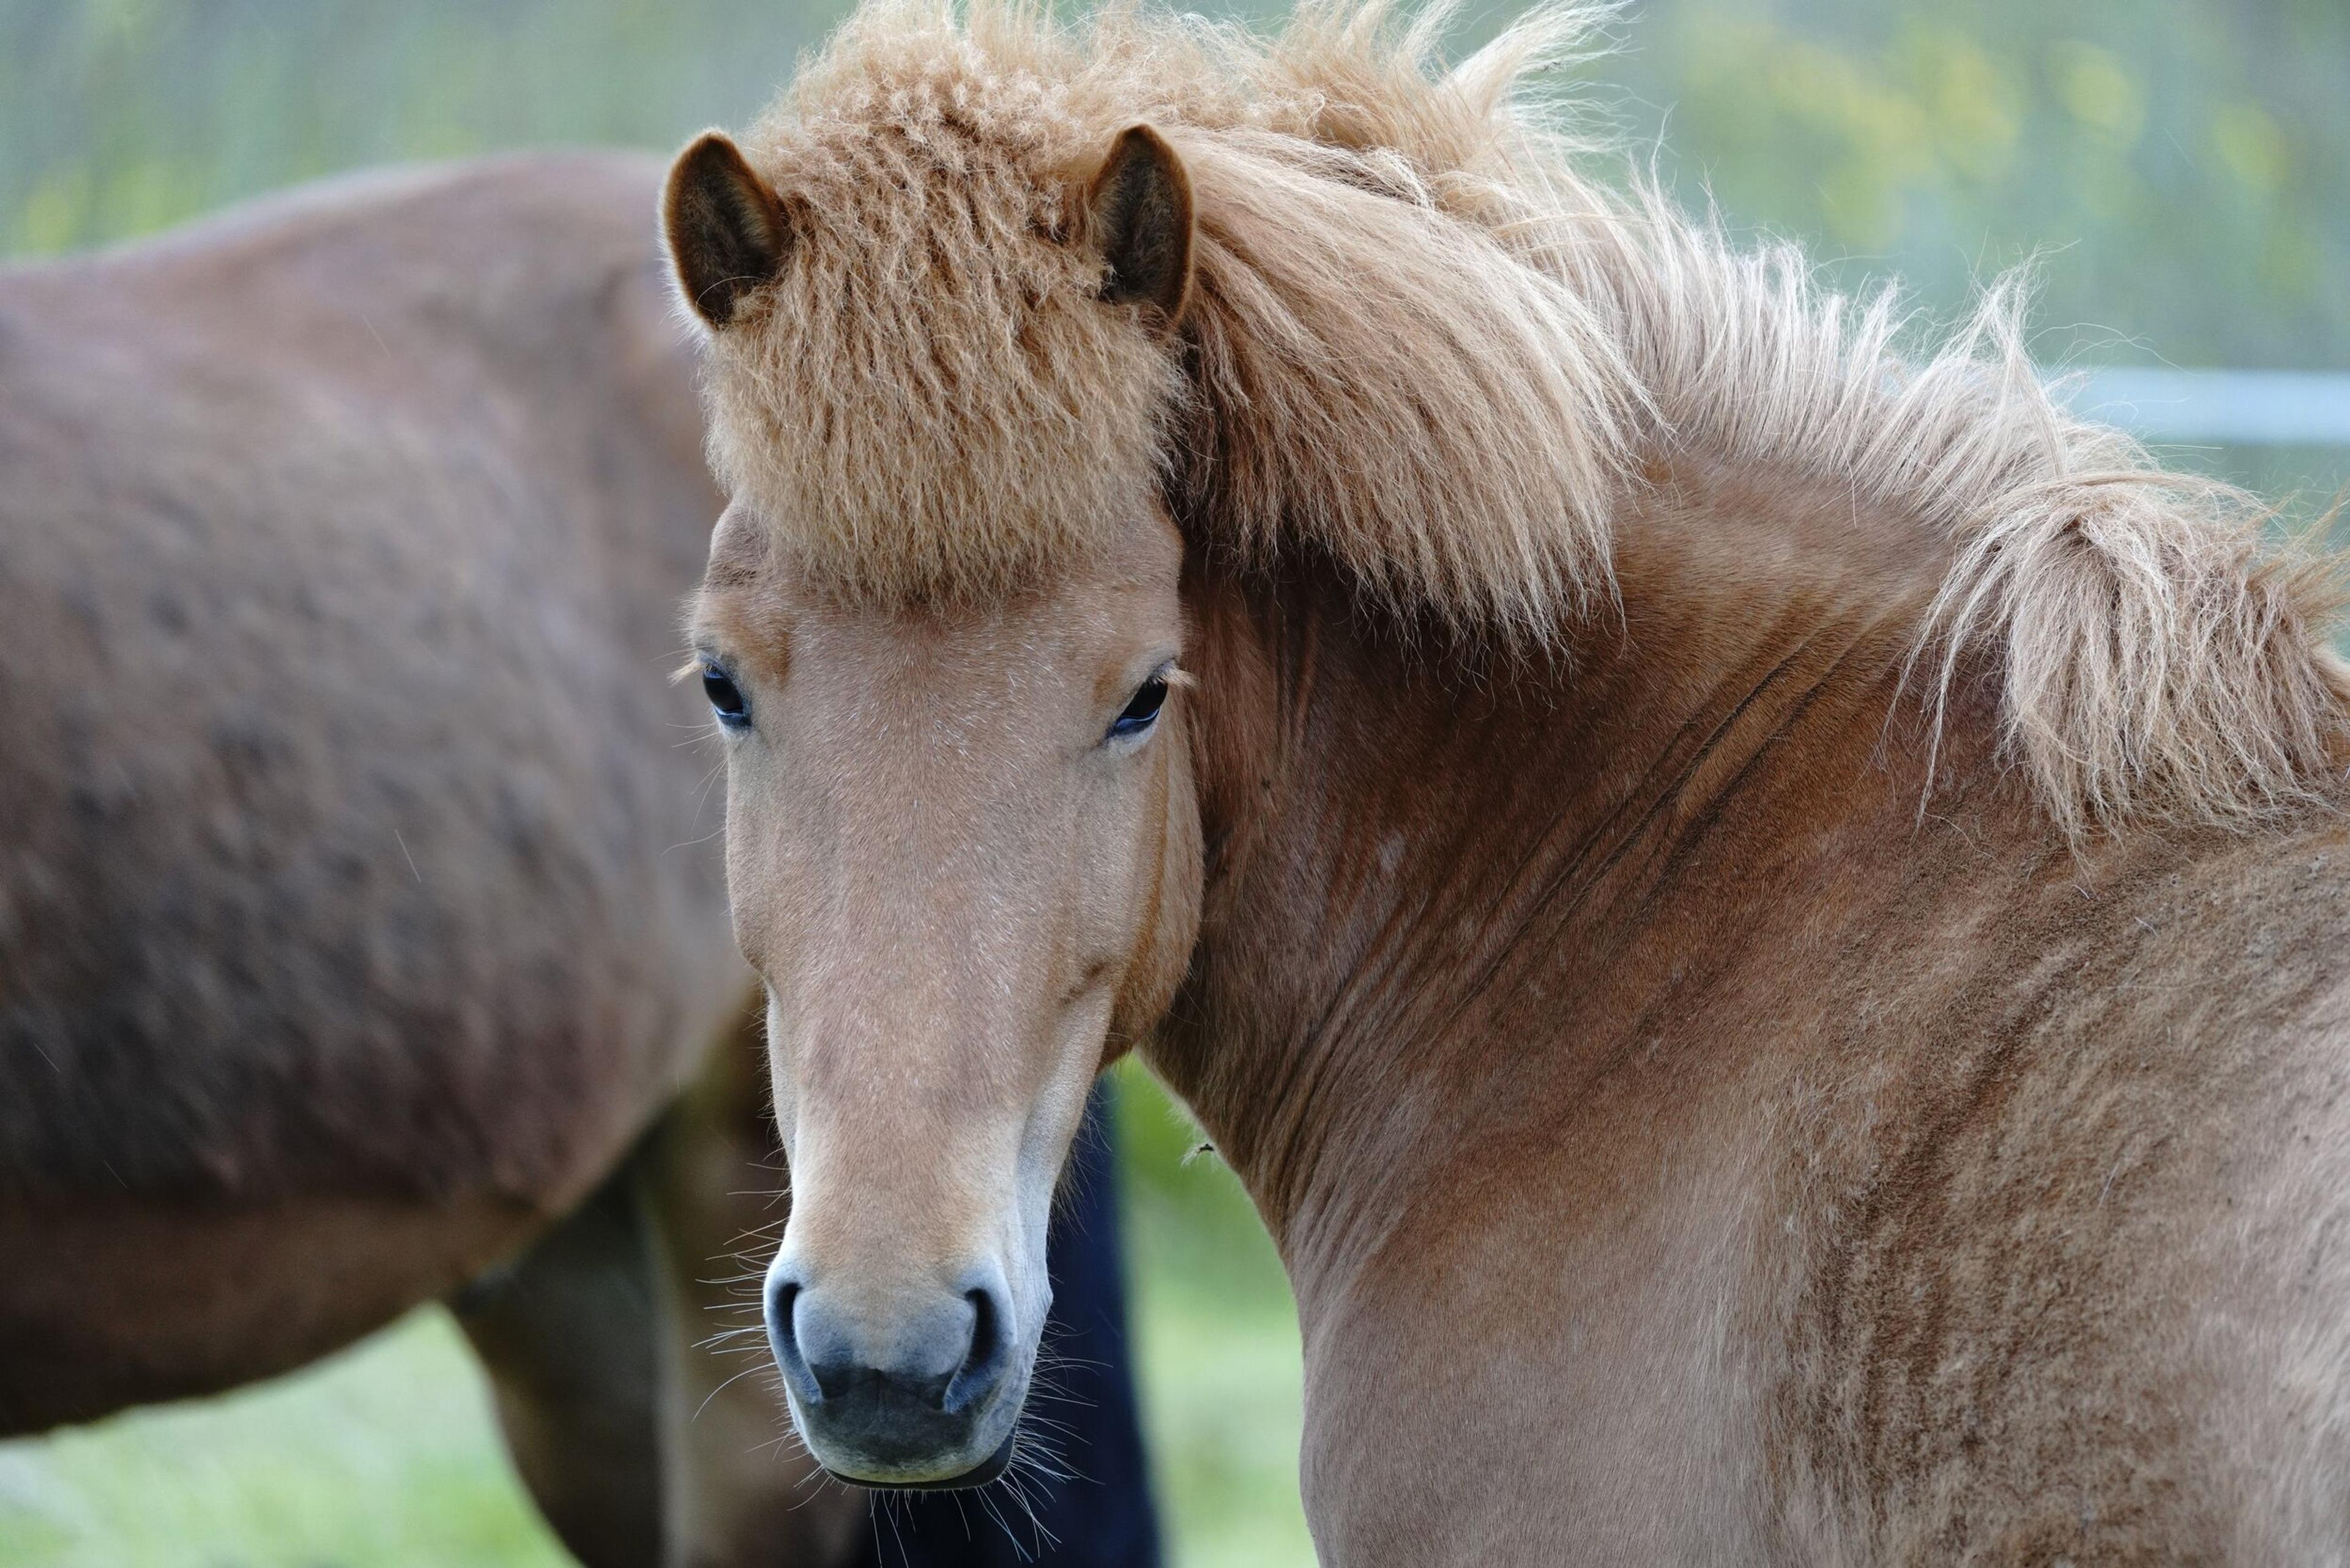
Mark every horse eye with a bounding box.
[703,664,750,728]
[1108,673,1168,741]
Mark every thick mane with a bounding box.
[704,0,2350,836]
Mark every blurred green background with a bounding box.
[1,1,2344,1565]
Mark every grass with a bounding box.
[0,1066,1316,1568]
[0,1311,572,1568]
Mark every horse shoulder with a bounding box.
[1769,809,2350,1559]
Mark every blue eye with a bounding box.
[703,664,750,728]
[1107,673,1168,740]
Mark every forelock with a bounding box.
[703,18,1184,602]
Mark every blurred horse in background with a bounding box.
[664,0,2350,1559]
[0,156,1156,1568]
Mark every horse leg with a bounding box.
[452,1163,665,1568]
[456,1014,863,1568]
[636,1015,869,1568]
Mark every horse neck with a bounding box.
[1152,454,2030,1304]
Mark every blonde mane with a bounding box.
[697,0,2350,837]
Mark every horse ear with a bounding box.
[1085,125,1193,331]
[663,132,794,329]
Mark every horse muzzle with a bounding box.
[764,1261,1029,1487]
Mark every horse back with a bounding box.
[0,154,739,1209]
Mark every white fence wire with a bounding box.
[2067,369,2350,447]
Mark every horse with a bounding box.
[658,0,2350,1559]
[0,149,864,1566]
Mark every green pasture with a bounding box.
[3,0,2346,1562]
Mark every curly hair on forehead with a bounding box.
[674,0,2350,840]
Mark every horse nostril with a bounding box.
[945,1285,1010,1414]
[763,1277,823,1408]
[965,1288,999,1374]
